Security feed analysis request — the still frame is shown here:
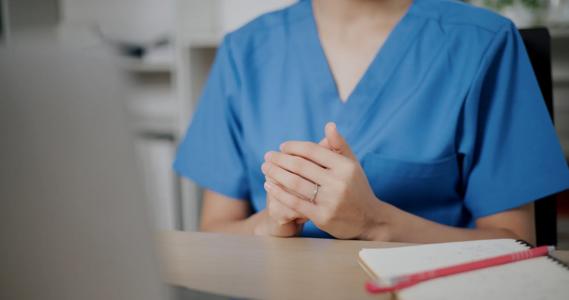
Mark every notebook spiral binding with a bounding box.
[516,240,569,270]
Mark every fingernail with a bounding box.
[264,151,272,161]
[279,143,286,151]
[264,182,272,191]
[327,122,336,131]
[261,163,268,173]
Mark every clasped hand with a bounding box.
[259,122,384,239]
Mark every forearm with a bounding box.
[200,210,266,235]
[364,201,528,244]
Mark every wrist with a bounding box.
[359,199,393,241]
[251,210,270,236]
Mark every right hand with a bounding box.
[253,184,306,237]
[254,123,344,238]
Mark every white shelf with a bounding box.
[554,70,569,83]
[121,58,173,73]
[130,117,177,135]
[127,95,177,134]
[183,34,222,48]
[550,27,569,39]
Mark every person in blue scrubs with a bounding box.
[174,0,569,243]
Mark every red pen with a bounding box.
[365,245,555,294]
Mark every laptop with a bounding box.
[0,38,169,300]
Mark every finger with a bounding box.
[262,162,320,201]
[319,137,340,154]
[324,122,356,160]
[318,137,330,149]
[280,141,349,169]
[266,177,308,204]
[265,183,303,225]
[264,151,329,186]
[265,180,318,220]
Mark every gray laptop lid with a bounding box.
[0,40,167,300]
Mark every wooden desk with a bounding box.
[158,231,569,300]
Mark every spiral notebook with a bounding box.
[359,239,569,299]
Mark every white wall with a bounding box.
[219,0,295,33]
[60,0,174,42]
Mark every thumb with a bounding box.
[318,137,330,148]
[324,122,356,160]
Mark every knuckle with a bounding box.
[319,209,334,225]
[285,210,296,221]
[299,143,311,154]
[335,180,348,194]
[265,163,274,175]
[291,177,304,191]
[269,204,285,220]
[277,154,288,167]
[267,198,276,211]
[273,212,286,223]
[288,198,302,211]
[305,148,316,159]
[343,161,357,174]
[268,190,282,204]
[289,157,303,173]
[269,152,280,164]
[268,206,277,218]
[281,176,293,190]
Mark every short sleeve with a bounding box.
[461,22,569,219]
[173,35,250,200]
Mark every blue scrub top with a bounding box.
[174,0,569,238]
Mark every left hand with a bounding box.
[261,123,387,240]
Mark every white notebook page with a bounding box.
[359,239,569,300]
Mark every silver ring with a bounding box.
[310,183,319,203]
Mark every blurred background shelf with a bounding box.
[550,27,569,39]
[122,59,174,73]
[554,70,569,83]
[182,35,221,49]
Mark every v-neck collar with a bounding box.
[307,0,416,105]
[290,0,427,150]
